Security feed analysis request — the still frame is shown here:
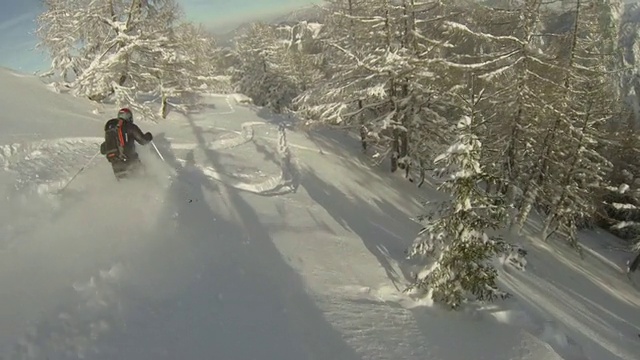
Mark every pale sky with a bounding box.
[0,0,319,73]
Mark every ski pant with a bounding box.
[110,157,144,180]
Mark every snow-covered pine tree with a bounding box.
[596,2,640,241]
[231,22,310,112]
[504,0,620,240]
[292,0,379,128]
[320,0,367,47]
[405,79,512,309]
[536,0,621,246]
[293,0,376,151]
[295,0,405,132]
[294,0,454,178]
[36,0,223,118]
[231,22,277,105]
[35,0,81,82]
[619,2,640,122]
[37,0,178,98]
[600,180,640,240]
[273,21,326,102]
[150,22,230,118]
[398,0,455,183]
[434,0,559,228]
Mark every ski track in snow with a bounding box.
[0,117,299,264]
[0,120,296,197]
[168,118,299,196]
[317,284,573,360]
[0,137,104,195]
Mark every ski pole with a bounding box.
[150,140,165,162]
[57,150,100,194]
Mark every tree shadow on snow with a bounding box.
[251,107,359,161]
[300,167,423,290]
[9,131,362,360]
[84,118,361,360]
[495,238,640,360]
[301,127,420,188]
[250,137,301,195]
[262,110,428,200]
[250,106,429,206]
[253,106,297,129]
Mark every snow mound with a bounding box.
[481,306,588,360]
[171,121,263,151]
[0,137,102,195]
[11,263,127,359]
[230,93,252,104]
[326,284,567,360]
[180,162,294,195]
[0,70,103,144]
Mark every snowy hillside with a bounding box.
[0,67,639,360]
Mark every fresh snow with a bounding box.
[0,67,639,360]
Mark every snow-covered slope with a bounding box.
[0,67,639,360]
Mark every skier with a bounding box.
[99,108,153,180]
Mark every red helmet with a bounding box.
[117,108,133,122]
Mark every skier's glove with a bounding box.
[145,132,153,141]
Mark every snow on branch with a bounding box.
[36,0,228,118]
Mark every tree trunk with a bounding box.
[512,186,538,234]
[161,93,169,119]
[358,99,367,151]
[391,131,399,173]
[541,99,592,241]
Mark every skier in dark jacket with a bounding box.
[100,108,153,179]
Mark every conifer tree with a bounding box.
[405,79,512,309]
[535,0,621,245]
[36,0,225,117]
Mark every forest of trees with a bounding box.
[36,0,230,119]
[227,0,640,308]
[35,0,640,309]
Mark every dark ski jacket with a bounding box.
[100,118,153,160]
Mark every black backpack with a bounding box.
[103,119,128,161]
